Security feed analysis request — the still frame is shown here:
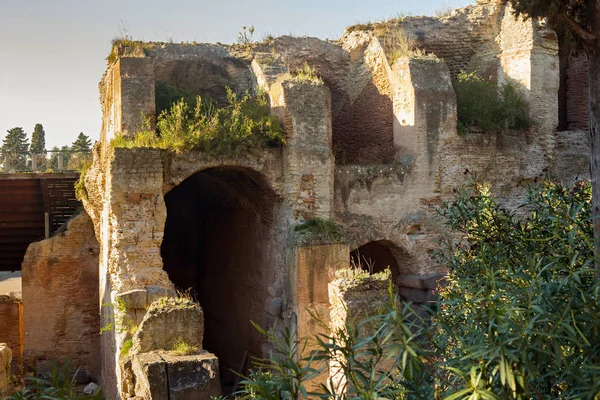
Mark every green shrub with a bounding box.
[113,88,285,158]
[434,179,600,398]
[232,179,599,399]
[155,81,197,117]
[106,37,150,65]
[455,71,533,135]
[74,158,92,202]
[8,361,103,399]
[236,286,430,399]
[294,218,345,244]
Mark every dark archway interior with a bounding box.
[160,167,275,387]
[350,240,401,282]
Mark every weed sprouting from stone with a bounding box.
[170,338,200,356]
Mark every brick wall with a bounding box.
[21,213,100,380]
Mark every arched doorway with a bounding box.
[350,240,404,282]
[160,167,276,388]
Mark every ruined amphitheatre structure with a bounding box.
[0,0,593,398]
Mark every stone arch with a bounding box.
[159,166,278,389]
[350,239,413,283]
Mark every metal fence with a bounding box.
[1,151,91,173]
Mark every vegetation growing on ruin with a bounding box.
[155,81,198,118]
[74,158,92,202]
[119,339,133,359]
[7,361,103,399]
[106,37,152,65]
[455,71,534,135]
[112,88,285,158]
[233,179,600,398]
[147,292,197,315]
[384,30,436,64]
[289,63,323,84]
[170,338,200,356]
[293,217,345,244]
[334,266,391,290]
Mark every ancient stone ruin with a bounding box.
[0,0,592,398]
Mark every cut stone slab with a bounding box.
[132,297,204,354]
[0,343,12,396]
[161,352,220,400]
[126,350,220,400]
[132,352,169,400]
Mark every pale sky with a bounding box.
[0,0,472,149]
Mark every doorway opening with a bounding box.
[160,167,276,389]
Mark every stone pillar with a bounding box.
[498,5,559,167]
[328,275,394,395]
[392,57,456,193]
[288,244,349,389]
[270,79,334,221]
[100,57,155,144]
[82,147,174,399]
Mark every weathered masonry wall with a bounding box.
[21,212,101,380]
[79,0,593,397]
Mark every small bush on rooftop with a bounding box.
[112,87,285,158]
[455,71,533,135]
[289,62,323,84]
[155,81,197,117]
[294,217,345,244]
[106,37,151,65]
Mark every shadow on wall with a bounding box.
[333,80,395,164]
[160,166,277,388]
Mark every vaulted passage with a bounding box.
[350,240,401,282]
[160,167,276,387]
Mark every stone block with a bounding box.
[132,297,203,354]
[132,353,169,400]
[399,287,428,304]
[127,351,220,400]
[161,352,220,400]
[396,275,425,289]
[0,343,12,396]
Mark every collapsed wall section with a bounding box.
[21,212,100,380]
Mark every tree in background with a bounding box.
[30,123,46,153]
[67,132,92,170]
[71,132,92,152]
[508,0,600,269]
[30,123,47,170]
[48,145,71,171]
[1,127,30,170]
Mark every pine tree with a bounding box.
[1,127,30,170]
[71,132,92,152]
[30,123,46,153]
[30,123,47,171]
